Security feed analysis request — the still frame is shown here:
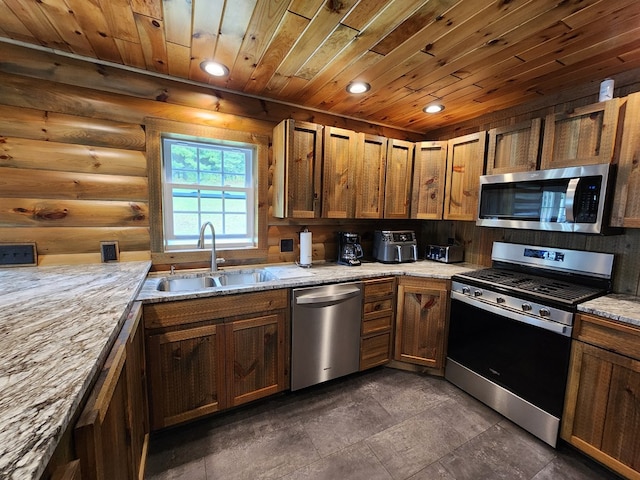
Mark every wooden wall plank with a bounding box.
[0,137,147,176]
[0,103,146,151]
[0,167,148,201]
[0,226,150,254]
[0,198,149,227]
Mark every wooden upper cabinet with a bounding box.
[411,141,447,219]
[322,126,358,218]
[486,118,541,174]
[444,131,487,221]
[611,92,640,228]
[355,133,387,219]
[540,99,623,170]
[384,139,415,218]
[272,119,323,218]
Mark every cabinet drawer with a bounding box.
[575,313,640,360]
[364,278,395,300]
[362,312,393,335]
[364,298,393,316]
[360,332,392,370]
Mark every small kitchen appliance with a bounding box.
[426,244,464,263]
[373,230,418,263]
[337,232,364,266]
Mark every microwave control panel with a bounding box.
[574,176,601,223]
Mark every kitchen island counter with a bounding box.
[0,261,151,480]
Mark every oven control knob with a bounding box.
[496,297,506,304]
[521,303,532,312]
[473,289,483,297]
[462,286,470,295]
[539,308,551,317]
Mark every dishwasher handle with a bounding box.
[295,285,361,305]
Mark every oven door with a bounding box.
[447,295,571,419]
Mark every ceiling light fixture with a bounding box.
[346,81,370,94]
[423,104,445,114]
[200,60,230,77]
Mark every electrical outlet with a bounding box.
[0,243,37,266]
[280,238,294,252]
[100,241,119,262]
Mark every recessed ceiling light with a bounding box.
[200,61,229,77]
[346,82,371,94]
[423,104,444,114]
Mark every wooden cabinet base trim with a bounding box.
[162,403,222,429]
[568,436,640,480]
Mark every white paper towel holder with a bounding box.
[297,228,312,268]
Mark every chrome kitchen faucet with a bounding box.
[197,222,224,272]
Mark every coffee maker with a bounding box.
[337,232,364,266]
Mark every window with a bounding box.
[162,137,257,250]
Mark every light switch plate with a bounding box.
[0,243,37,266]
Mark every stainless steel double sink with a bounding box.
[157,268,277,292]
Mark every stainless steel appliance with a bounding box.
[337,232,364,266]
[477,163,618,234]
[426,244,464,263]
[446,242,613,447]
[291,282,363,391]
[373,230,418,263]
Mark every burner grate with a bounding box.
[455,268,605,305]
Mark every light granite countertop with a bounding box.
[137,260,480,304]
[578,293,640,327]
[0,261,151,480]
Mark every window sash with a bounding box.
[162,138,256,250]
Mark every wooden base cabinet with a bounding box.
[562,313,640,480]
[143,290,289,430]
[360,278,395,370]
[74,302,149,480]
[394,277,450,371]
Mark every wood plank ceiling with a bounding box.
[1,0,640,133]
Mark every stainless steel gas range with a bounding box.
[446,242,614,447]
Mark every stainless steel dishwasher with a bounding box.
[291,282,363,391]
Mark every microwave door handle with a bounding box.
[565,178,580,223]
[396,245,402,262]
[412,244,418,261]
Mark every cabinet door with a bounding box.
[486,118,541,174]
[411,141,447,219]
[75,303,145,480]
[355,133,387,218]
[394,277,450,370]
[322,126,358,218]
[444,131,487,221]
[562,341,640,479]
[125,305,148,480]
[540,99,622,170]
[611,92,640,227]
[384,139,414,218]
[225,312,286,407]
[272,119,323,218]
[146,324,226,429]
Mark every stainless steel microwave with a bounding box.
[477,163,617,234]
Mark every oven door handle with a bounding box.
[451,292,572,337]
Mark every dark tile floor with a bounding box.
[145,368,620,480]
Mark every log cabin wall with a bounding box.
[0,43,421,267]
[1,43,640,294]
